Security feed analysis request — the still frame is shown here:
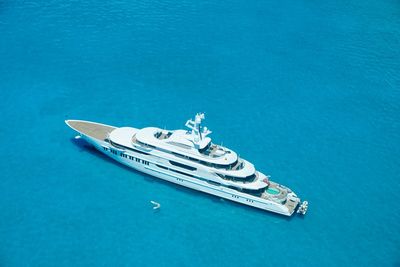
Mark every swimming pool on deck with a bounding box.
[266,187,280,195]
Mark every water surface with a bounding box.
[0,0,399,266]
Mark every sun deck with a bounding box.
[65,120,116,141]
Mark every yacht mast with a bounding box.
[185,113,212,149]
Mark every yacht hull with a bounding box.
[66,120,299,216]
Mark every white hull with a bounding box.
[82,135,295,216]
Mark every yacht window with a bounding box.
[137,141,156,149]
[110,140,149,155]
[242,187,264,196]
[207,180,220,186]
[198,142,211,154]
[156,164,168,170]
[170,169,194,177]
[169,161,196,171]
[154,131,173,140]
[216,173,256,183]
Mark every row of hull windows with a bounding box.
[103,147,149,165]
[108,147,118,155]
[231,195,254,203]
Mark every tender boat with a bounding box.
[150,201,161,210]
[66,113,307,216]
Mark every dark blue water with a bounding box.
[1,0,399,266]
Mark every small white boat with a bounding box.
[297,201,308,215]
[150,201,161,210]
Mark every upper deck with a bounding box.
[135,127,238,165]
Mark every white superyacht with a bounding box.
[65,113,307,216]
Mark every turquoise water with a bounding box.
[1,0,399,266]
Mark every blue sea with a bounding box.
[0,0,399,266]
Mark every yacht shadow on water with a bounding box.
[69,137,295,221]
